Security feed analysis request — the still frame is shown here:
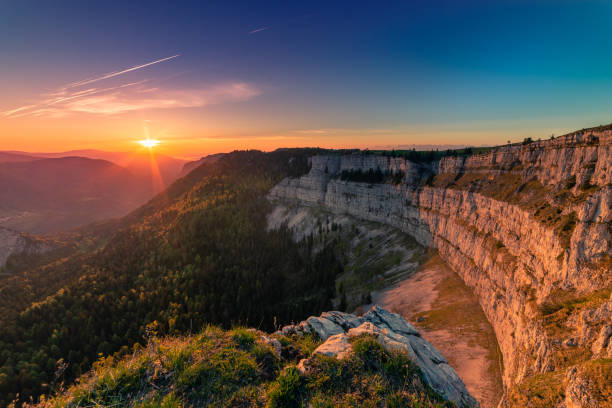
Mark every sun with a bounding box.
[138,138,160,148]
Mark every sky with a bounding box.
[1,0,612,159]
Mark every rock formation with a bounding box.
[278,305,479,408]
[269,128,611,406]
[0,226,52,268]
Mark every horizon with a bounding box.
[3,0,612,157]
[0,2,610,406]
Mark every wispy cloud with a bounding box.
[249,26,269,34]
[3,55,261,118]
[62,54,180,89]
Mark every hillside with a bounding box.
[40,307,475,408]
[178,153,225,178]
[0,150,188,233]
[0,149,343,406]
[0,157,152,233]
[4,150,187,192]
[0,227,54,269]
[0,152,38,163]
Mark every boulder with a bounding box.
[280,306,479,408]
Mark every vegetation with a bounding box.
[0,150,345,407]
[338,167,407,185]
[371,147,494,162]
[506,359,612,408]
[39,329,451,408]
[505,370,565,408]
[340,167,386,183]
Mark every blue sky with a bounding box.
[2,0,612,155]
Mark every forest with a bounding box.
[0,150,344,406]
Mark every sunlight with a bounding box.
[138,138,160,149]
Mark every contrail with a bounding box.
[249,27,269,34]
[63,54,180,89]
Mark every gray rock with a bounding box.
[320,311,363,330]
[281,306,479,408]
[306,316,344,340]
[362,304,420,337]
[258,334,282,359]
[0,227,53,268]
[310,333,352,360]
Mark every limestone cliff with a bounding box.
[0,226,53,269]
[269,128,611,406]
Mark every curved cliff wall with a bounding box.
[269,130,611,397]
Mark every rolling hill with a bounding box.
[0,157,150,233]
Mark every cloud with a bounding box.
[249,26,269,34]
[4,82,260,118]
[3,54,261,118]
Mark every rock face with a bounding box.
[0,227,52,268]
[280,305,479,408]
[269,129,611,406]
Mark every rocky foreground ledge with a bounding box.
[276,305,479,408]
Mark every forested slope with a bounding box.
[0,150,343,406]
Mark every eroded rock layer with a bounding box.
[278,305,479,407]
[269,129,611,406]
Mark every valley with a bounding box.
[0,151,187,234]
[4,3,611,406]
[373,253,503,408]
[0,126,609,407]
[268,127,611,407]
[268,204,504,406]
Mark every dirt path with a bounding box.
[372,252,503,408]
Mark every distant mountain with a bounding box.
[3,149,187,192]
[0,157,151,233]
[0,151,38,163]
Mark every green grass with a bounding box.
[538,288,612,371]
[266,334,451,408]
[41,329,451,408]
[506,370,566,408]
[507,359,611,408]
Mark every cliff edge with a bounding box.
[41,306,477,407]
[269,127,611,407]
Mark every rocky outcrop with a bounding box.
[279,305,479,408]
[269,128,611,406]
[0,227,52,268]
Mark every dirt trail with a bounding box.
[372,252,503,408]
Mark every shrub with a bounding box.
[232,328,257,349]
[351,335,387,371]
[267,366,305,408]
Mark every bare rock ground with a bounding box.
[371,252,504,408]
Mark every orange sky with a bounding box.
[1,110,582,160]
[4,2,612,159]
